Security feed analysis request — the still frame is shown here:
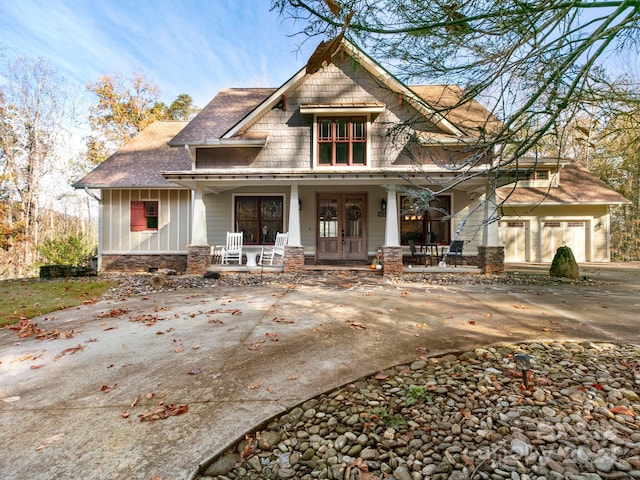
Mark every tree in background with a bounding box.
[523,73,640,260]
[86,74,197,165]
[0,56,70,277]
[156,93,199,121]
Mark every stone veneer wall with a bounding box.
[101,254,187,273]
[477,246,505,274]
[382,246,403,275]
[186,245,212,274]
[284,246,305,273]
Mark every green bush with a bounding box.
[38,234,96,266]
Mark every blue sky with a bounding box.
[0,0,317,108]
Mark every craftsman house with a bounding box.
[73,38,628,274]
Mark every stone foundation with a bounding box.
[477,246,505,275]
[101,254,187,273]
[186,245,212,274]
[284,246,305,273]
[382,246,403,275]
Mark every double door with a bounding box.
[317,193,367,261]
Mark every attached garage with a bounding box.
[497,161,629,263]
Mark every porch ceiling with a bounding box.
[161,169,491,191]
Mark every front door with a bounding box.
[317,193,367,262]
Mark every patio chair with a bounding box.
[408,240,432,266]
[259,232,288,265]
[442,240,464,267]
[221,232,243,265]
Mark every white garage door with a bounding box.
[499,221,527,261]
[542,221,587,262]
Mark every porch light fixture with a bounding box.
[381,198,387,211]
[514,354,533,389]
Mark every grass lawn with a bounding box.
[0,278,115,327]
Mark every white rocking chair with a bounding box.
[221,232,243,265]
[259,232,288,265]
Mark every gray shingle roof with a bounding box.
[497,162,629,205]
[409,85,503,137]
[168,88,276,145]
[72,121,190,188]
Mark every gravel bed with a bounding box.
[198,342,640,480]
[99,270,611,300]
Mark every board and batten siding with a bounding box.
[102,189,191,253]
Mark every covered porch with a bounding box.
[162,170,505,275]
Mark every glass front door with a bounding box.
[317,193,367,261]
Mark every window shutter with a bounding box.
[130,201,146,231]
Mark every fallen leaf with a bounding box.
[288,374,300,380]
[121,411,130,418]
[534,376,553,386]
[241,435,253,458]
[610,405,636,417]
[97,308,131,318]
[373,373,389,380]
[130,395,140,408]
[136,403,189,422]
[273,317,294,324]
[175,347,184,353]
[30,364,45,370]
[54,344,84,361]
[101,384,117,393]
[468,320,477,325]
[248,382,263,390]
[349,321,367,330]
[188,368,201,375]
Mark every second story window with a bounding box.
[318,117,366,166]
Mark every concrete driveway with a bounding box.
[1,263,639,479]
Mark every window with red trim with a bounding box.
[317,117,366,166]
[130,201,158,231]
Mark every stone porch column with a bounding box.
[382,187,403,275]
[479,181,505,274]
[187,186,210,274]
[284,183,304,272]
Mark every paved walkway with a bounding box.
[0,263,639,479]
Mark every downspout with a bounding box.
[83,187,103,273]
